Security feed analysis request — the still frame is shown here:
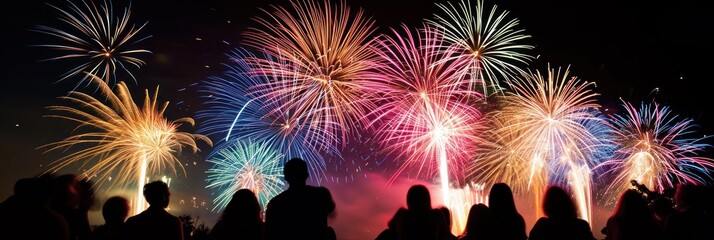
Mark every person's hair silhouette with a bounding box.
[605,189,661,240]
[438,206,457,240]
[284,156,309,185]
[144,180,171,209]
[488,183,526,240]
[209,188,264,240]
[407,184,431,211]
[400,184,442,240]
[542,185,577,219]
[460,203,493,240]
[528,185,595,240]
[102,196,130,225]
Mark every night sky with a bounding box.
[2,0,713,239]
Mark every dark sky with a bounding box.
[2,0,714,238]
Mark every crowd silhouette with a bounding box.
[2,158,714,240]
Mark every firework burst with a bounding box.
[242,0,379,148]
[595,100,714,203]
[205,139,284,212]
[196,49,337,183]
[33,0,151,88]
[471,65,612,222]
[428,0,534,96]
[39,74,211,214]
[366,23,483,221]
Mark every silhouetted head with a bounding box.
[13,177,34,197]
[489,183,518,215]
[542,185,577,219]
[31,173,57,204]
[613,189,650,219]
[438,206,452,229]
[406,184,431,211]
[77,178,97,210]
[18,174,55,204]
[674,183,703,211]
[221,188,261,222]
[52,173,80,208]
[284,158,309,186]
[102,196,130,224]
[464,203,492,237]
[143,181,170,208]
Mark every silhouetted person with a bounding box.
[327,226,337,240]
[0,174,69,240]
[604,189,662,240]
[528,185,596,240]
[92,196,130,240]
[400,184,443,240]
[652,195,676,230]
[77,177,97,240]
[265,158,336,240]
[663,183,714,240]
[208,189,264,240]
[438,206,457,240]
[0,177,34,212]
[458,203,493,240]
[50,174,94,240]
[375,208,408,240]
[125,181,184,240]
[488,183,526,240]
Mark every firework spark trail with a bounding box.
[39,74,212,214]
[196,48,337,183]
[205,139,284,212]
[32,0,151,88]
[447,183,489,235]
[428,0,534,96]
[471,109,534,196]
[594,100,714,204]
[242,0,379,149]
[365,23,482,233]
[473,66,611,223]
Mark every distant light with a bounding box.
[195,37,202,41]
[204,65,210,68]
[227,20,231,24]
[680,76,683,80]
[15,123,19,127]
